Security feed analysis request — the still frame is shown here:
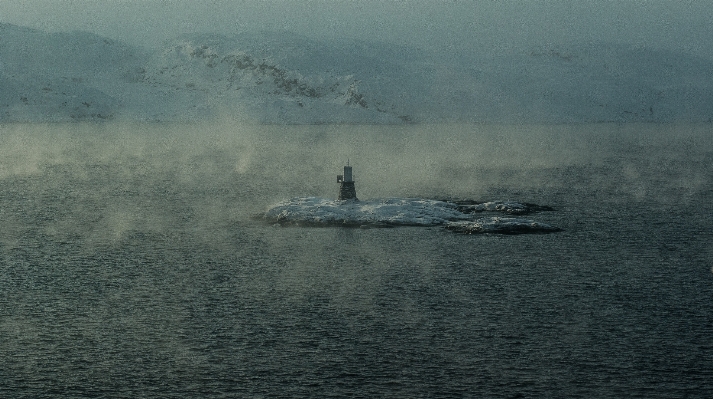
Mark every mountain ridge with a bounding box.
[1,23,712,124]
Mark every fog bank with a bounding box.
[0,122,710,251]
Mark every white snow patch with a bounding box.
[264,197,561,234]
[265,197,467,226]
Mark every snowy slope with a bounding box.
[456,44,713,123]
[1,23,712,123]
[133,32,404,123]
[0,23,142,121]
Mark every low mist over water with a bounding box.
[1,122,712,397]
[3,1,713,396]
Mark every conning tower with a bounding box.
[337,162,358,200]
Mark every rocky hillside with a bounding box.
[1,23,712,123]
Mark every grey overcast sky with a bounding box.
[1,1,712,57]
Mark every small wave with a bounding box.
[263,197,561,234]
[445,218,562,235]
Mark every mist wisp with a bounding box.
[0,121,709,246]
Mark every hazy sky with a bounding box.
[2,0,712,57]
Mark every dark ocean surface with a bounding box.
[1,123,712,398]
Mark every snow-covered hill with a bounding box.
[132,32,404,123]
[1,23,712,123]
[459,44,713,123]
[0,23,141,121]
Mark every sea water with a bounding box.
[0,123,711,398]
